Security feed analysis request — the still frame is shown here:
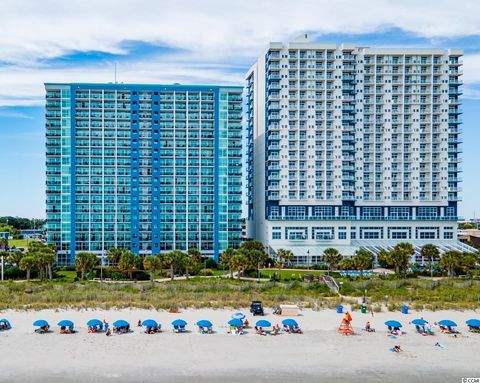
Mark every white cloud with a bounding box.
[0,0,480,105]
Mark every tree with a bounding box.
[461,252,477,275]
[440,250,461,277]
[390,242,415,275]
[160,250,185,281]
[220,248,236,279]
[377,248,390,268]
[28,242,56,281]
[75,252,98,280]
[107,248,128,266]
[118,251,137,279]
[339,257,354,271]
[0,237,8,251]
[19,256,36,281]
[275,248,294,279]
[420,244,440,277]
[239,240,264,253]
[231,252,248,280]
[322,248,342,274]
[353,249,374,276]
[238,240,267,275]
[187,248,202,264]
[182,255,195,280]
[7,251,23,268]
[143,255,161,282]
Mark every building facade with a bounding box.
[246,35,472,264]
[45,83,242,265]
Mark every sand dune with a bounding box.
[0,307,479,382]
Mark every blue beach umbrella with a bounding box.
[33,320,49,327]
[438,320,457,327]
[87,319,103,328]
[0,319,11,329]
[256,320,271,328]
[282,319,298,327]
[142,319,158,327]
[58,320,74,328]
[196,320,213,328]
[411,319,427,326]
[172,319,187,327]
[466,319,480,327]
[231,312,246,320]
[385,320,402,328]
[228,318,243,327]
[113,320,129,327]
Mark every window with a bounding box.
[350,227,356,240]
[287,206,305,219]
[445,207,456,217]
[360,227,383,239]
[389,207,410,219]
[443,231,453,239]
[272,232,281,240]
[285,227,308,240]
[313,206,333,217]
[339,232,347,240]
[362,207,383,219]
[416,227,439,239]
[312,227,334,240]
[270,206,279,218]
[417,207,438,218]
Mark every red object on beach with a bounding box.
[338,319,355,336]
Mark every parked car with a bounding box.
[250,301,264,316]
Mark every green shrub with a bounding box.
[199,268,214,276]
[205,258,218,270]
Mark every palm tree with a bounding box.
[28,242,56,280]
[19,256,36,281]
[440,250,461,277]
[421,244,440,277]
[390,242,415,275]
[275,248,294,280]
[220,248,236,279]
[160,250,185,281]
[353,248,374,277]
[118,251,137,279]
[232,252,248,280]
[377,248,390,268]
[7,251,23,268]
[107,248,127,266]
[143,255,161,282]
[339,257,354,271]
[323,248,342,275]
[182,255,195,280]
[75,252,98,280]
[187,248,202,264]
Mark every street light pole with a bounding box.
[100,252,104,282]
[1,254,4,282]
[307,250,310,269]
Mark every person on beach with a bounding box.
[106,329,111,336]
[137,320,142,327]
[393,345,401,353]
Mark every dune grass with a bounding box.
[0,276,479,312]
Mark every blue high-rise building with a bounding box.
[45,83,242,265]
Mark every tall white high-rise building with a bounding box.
[246,34,473,264]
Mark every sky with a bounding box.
[0,0,480,219]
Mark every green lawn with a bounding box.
[260,268,327,280]
[8,239,36,248]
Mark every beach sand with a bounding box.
[1,306,479,382]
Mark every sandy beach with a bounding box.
[1,306,479,382]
